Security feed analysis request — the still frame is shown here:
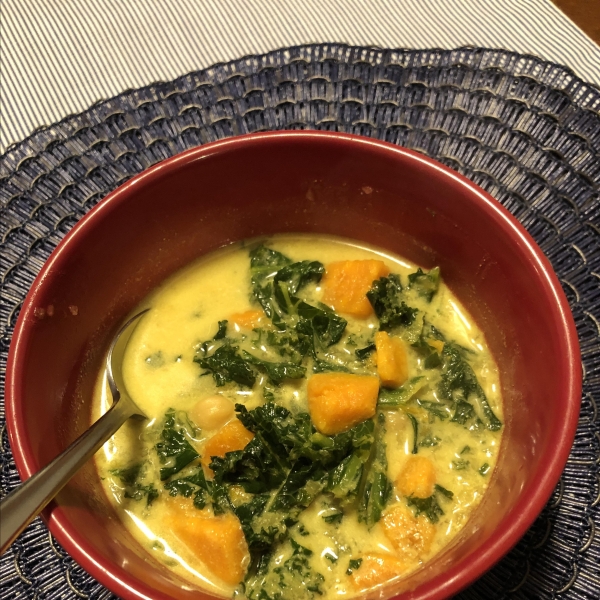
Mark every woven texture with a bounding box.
[0,44,599,600]
[3,0,600,152]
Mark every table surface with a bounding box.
[553,0,600,44]
[1,0,600,155]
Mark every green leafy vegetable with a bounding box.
[407,413,419,454]
[296,301,347,348]
[249,246,348,363]
[250,245,292,327]
[479,463,491,476]
[416,399,450,422]
[367,274,418,331]
[250,245,325,331]
[346,558,363,575]
[406,484,454,523]
[451,400,476,425]
[208,403,381,580]
[419,435,441,447]
[244,538,325,600]
[435,484,454,499]
[164,466,211,509]
[358,413,392,527]
[213,320,228,339]
[452,459,470,470]
[377,376,426,407]
[242,351,306,385]
[311,358,351,374]
[155,409,199,480]
[321,503,344,524]
[274,260,325,295]
[326,419,374,507]
[355,343,375,361]
[412,321,445,368]
[110,463,159,506]
[407,267,440,302]
[439,344,502,431]
[194,342,256,388]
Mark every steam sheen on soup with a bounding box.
[93,235,503,599]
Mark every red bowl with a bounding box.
[6,131,581,600]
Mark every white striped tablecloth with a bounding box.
[1,0,600,154]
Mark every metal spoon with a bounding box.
[0,309,149,554]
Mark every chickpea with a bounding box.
[190,395,234,430]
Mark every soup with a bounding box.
[93,235,503,599]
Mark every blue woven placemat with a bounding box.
[0,44,599,600]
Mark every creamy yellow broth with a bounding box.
[93,235,503,599]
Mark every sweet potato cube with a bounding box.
[169,509,249,586]
[348,552,407,590]
[374,331,409,388]
[322,260,390,318]
[307,373,379,435]
[230,310,265,330]
[396,456,436,499]
[202,419,254,471]
[381,503,436,559]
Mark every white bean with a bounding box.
[190,395,235,430]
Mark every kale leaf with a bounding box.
[411,321,445,368]
[407,413,419,454]
[479,463,491,476]
[213,319,228,340]
[406,484,454,523]
[242,350,306,385]
[419,435,441,447]
[164,465,211,509]
[154,409,199,480]
[311,358,351,374]
[346,558,363,575]
[274,260,325,295]
[110,463,159,506]
[407,267,441,302]
[194,342,256,388]
[439,344,502,431]
[377,376,427,407]
[326,419,374,507]
[249,246,347,359]
[358,413,392,527]
[355,342,376,361]
[250,245,325,330]
[416,399,451,422]
[367,274,418,331]
[209,403,378,575]
[244,538,325,600]
[296,301,347,348]
[250,245,292,326]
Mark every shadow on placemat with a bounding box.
[1,44,599,600]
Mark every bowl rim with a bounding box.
[5,130,582,600]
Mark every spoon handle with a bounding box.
[0,399,134,554]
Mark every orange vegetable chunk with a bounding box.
[230,310,265,330]
[322,260,390,318]
[202,419,254,472]
[396,456,436,499]
[374,331,409,388]
[307,372,379,435]
[381,503,436,559]
[428,339,444,354]
[349,552,407,590]
[169,509,249,586]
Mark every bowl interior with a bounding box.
[6,132,580,600]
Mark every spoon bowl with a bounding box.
[0,309,149,554]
